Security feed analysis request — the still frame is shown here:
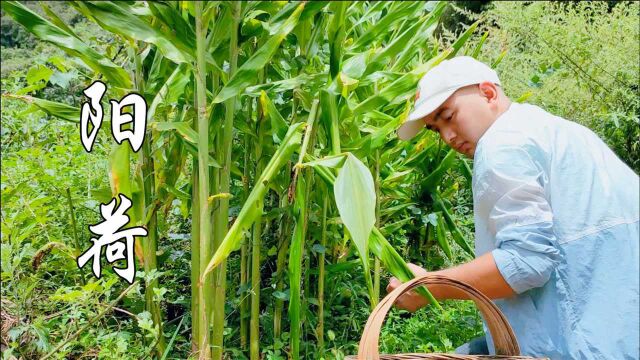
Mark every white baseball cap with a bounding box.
[397,56,501,140]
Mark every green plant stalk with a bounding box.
[209,18,223,344]
[273,189,291,340]
[211,4,239,359]
[250,57,267,360]
[191,152,201,352]
[142,134,167,358]
[289,99,319,360]
[274,92,298,340]
[134,45,166,358]
[195,3,212,359]
[316,192,328,355]
[240,103,253,351]
[250,212,263,360]
[302,225,311,337]
[289,176,307,360]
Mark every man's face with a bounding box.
[421,83,498,158]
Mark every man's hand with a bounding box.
[385,263,430,312]
[386,253,517,306]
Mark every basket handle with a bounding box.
[357,274,520,359]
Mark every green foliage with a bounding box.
[379,300,484,354]
[475,1,640,172]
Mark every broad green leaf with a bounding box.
[152,122,221,168]
[300,154,347,169]
[213,3,306,103]
[334,153,376,261]
[1,1,131,88]
[152,122,198,144]
[347,107,408,153]
[449,20,480,58]
[349,1,423,51]
[346,1,387,36]
[422,148,458,192]
[352,50,450,116]
[367,2,445,75]
[73,1,194,64]
[26,64,53,85]
[342,49,375,80]
[3,94,79,123]
[369,228,440,308]
[379,218,412,236]
[40,2,79,39]
[49,71,77,88]
[244,73,326,96]
[327,1,348,79]
[147,2,196,51]
[432,192,473,256]
[391,3,446,72]
[435,212,453,260]
[380,202,417,219]
[148,64,191,120]
[334,154,376,303]
[269,1,327,25]
[260,91,288,144]
[108,144,132,201]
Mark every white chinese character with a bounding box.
[77,194,146,283]
[80,81,106,152]
[110,93,147,152]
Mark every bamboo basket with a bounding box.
[346,275,549,360]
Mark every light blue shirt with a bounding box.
[472,102,639,359]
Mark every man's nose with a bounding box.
[440,126,456,144]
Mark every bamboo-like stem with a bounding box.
[191,150,201,352]
[273,93,297,341]
[316,192,328,355]
[134,45,166,358]
[250,75,266,360]
[273,192,290,340]
[250,213,263,360]
[302,233,311,348]
[195,3,211,359]
[142,133,167,358]
[240,99,253,351]
[211,3,239,359]
[209,63,220,359]
[289,99,320,359]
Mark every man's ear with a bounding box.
[478,81,498,103]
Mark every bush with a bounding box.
[475,1,640,172]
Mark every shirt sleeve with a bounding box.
[475,141,561,295]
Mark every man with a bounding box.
[388,56,639,359]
